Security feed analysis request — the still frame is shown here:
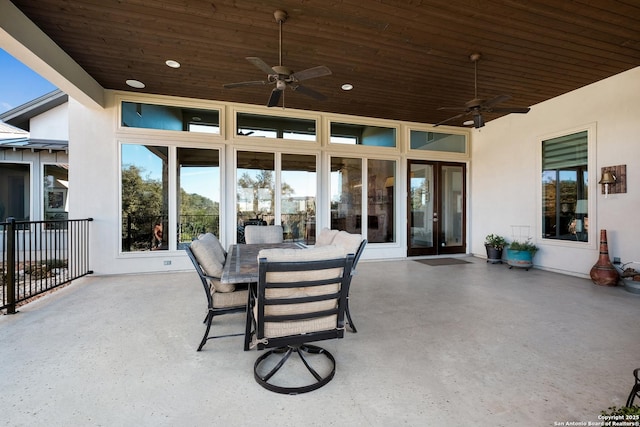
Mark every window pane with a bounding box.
[367,159,395,243]
[121,145,169,252]
[44,164,69,224]
[177,148,220,248]
[281,154,316,244]
[0,163,30,221]
[237,151,275,242]
[542,131,588,241]
[236,113,316,141]
[330,157,362,233]
[121,102,220,134]
[330,122,396,147]
[410,130,466,153]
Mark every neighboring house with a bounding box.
[0,90,69,223]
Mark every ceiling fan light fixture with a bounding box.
[165,59,181,68]
[341,83,354,91]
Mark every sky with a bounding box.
[0,48,57,114]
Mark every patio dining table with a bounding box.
[221,242,306,285]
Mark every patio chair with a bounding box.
[186,233,248,351]
[247,245,355,394]
[244,225,284,244]
[331,231,367,333]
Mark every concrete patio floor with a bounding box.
[1,257,638,426]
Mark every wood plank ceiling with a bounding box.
[10,0,640,126]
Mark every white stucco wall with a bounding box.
[470,66,640,277]
[29,103,69,140]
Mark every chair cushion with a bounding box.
[212,288,247,308]
[244,225,284,244]
[197,233,226,264]
[190,238,235,293]
[315,228,338,246]
[331,231,363,256]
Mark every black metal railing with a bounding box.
[1,217,93,314]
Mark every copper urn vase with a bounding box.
[589,229,619,286]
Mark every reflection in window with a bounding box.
[281,154,316,244]
[330,122,396,147]
[43,164,69,225]
[121,145,168,252]
[330,157,362,233]
[0,163,30,221]
[410,130,466,153]
[121,102,220,134]
[367,159,395,243]
[236,113,316,141]
[237,151,275,242]
[177,148,221,247]
[542,131,588,242]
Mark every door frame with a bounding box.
[407,160,467,256]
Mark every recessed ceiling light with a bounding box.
[165,59,181,68]
[341,83,354,91]
[126,79,145,89]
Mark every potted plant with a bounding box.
[506,239,538,270]
[484,234,507,264]
[614,261,640,295]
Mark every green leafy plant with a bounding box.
[508,239,538,254]
[600,405,640,416]
[484,234,507,250]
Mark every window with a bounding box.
[236,113,316,141]
[236,151,275,242]
[177,148,221,247]
[121,101,220,134]
[330,157,362,233]
[330,122,396,147]
[367,159,395,243]
[410,130,466,153]
[542,131,588,242]
[43,164,69,223]
[121,145,169,252]
[281,154,316,243]
[0,163,30,221]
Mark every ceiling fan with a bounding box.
[222,10,332,107]
[434,53,530,128]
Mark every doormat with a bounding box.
[415,258,471,266]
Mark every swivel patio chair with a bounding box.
[247,245,354,394]
[186,233,248,351]
[244,225,284,244]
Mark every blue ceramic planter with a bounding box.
[506,248,533,270]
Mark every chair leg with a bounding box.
[254,344,336,395]
[345,299,357,333]
[197,310,214,351]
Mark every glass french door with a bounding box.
[408,160,466,256]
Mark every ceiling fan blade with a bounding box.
[291,84,327,101]
[434,112,470,127]
[223,80,268,89]
[438,106,468,112]
[267,88,282,107]
[246,57,276,75]
[292,66,332,82]
[489,107,531,114]
[483,94,512,109]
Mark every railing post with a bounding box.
[6,217,16,314]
